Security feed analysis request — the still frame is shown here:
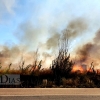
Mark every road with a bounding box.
[0,88,100,100]
[0,96,100,100]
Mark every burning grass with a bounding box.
[0,56,100,88]
[0,33,100,88]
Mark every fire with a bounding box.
[87,68,100,74]
[96,69,100,75]
[71,65,84,73]
[87,68,93,73]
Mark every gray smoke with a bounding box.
[75,30,100,67]
[64,18,88,39]
[0,18,90,68]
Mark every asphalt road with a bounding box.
[0,88,100,100]
[0,96,100,100]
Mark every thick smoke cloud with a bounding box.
[93,30,100,44]
[15,18,88,50]
[75,30,100,68]
[0,45,40,68]
[42,18,88,52]
[64,18,88,39]
[0,46,20,58]
[45,33,60,50]
[76,43,94,63]
[0,45,21,67]
[0,18,91,68]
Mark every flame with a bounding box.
[87,68,100,74]
[87,68,93,73]
[71,65,84,73]
[96,69,100,75]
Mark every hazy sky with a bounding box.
[0,0,100,68]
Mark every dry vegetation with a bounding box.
[0,33,100,88]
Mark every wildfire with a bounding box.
[71,64,84,73]
[87,68,100,74]
[87,68,93,73]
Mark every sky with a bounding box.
[0,0,100,68]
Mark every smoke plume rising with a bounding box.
[63,18,88,39]
[0,18,99,69]
[75,30,100,69]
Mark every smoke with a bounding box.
[45,33,60,50]
[15,21,43,49]
[0,45,21,67]
[93,30,100,44]
[40,18,88,53]
[75,30,100,68]
[64,18,88,39]
[76,43,94,63]
[0,46,20,58]
[0,44,41,69]
[13,18,89,67]
[0,18,91,68]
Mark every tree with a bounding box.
[51,30,74,85]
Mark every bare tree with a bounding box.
[51,30,74,85]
